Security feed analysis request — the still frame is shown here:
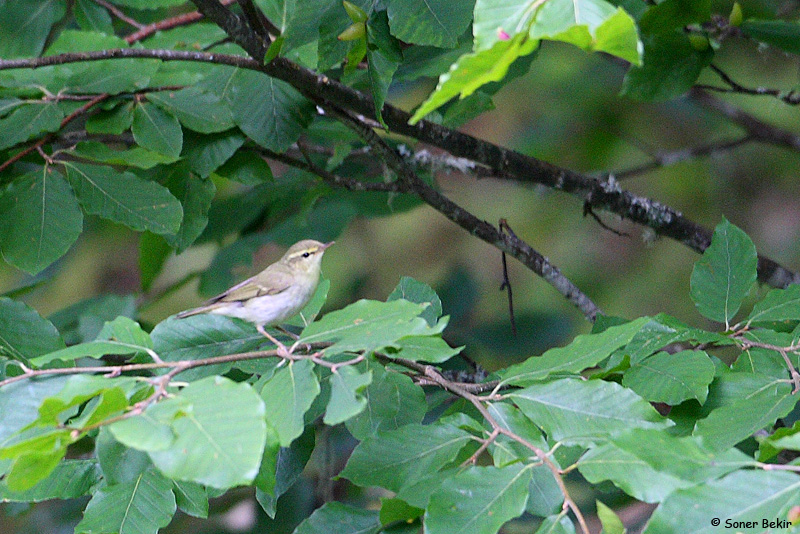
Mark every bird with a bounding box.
[177,239,333,356]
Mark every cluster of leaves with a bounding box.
[1,220,800,533]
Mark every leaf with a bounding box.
[747,284,800,326]
[148,376,267,488]
[294,501,381,534]
[148,87,235,133]
[227,69,314,152]
[621,31,713,101]
[299,299,433,356]
[95,427,153,485]
[741,20,800,55]
[181,130,245,178]
[0,459,101,502]
[392,335,462,363]
[597,501,626,534]
[256,425,315,517]
[0,0,64,58]
[286,278,330,328]
[108,397,189,452]
[386,0,472,48]
[340,422,472,498]
[366,11,401,126]
[693,377,797,451]
[425,464,532,534]
[639,0,711,34]
[260,359,321,446]
[622,350,715,404]
[387,276,443,326]
[509,378,671,442]
[0,376,68,446]
[324,366,373,425]
[578,429,750,503]
[535,515,576,534]
[31,340,151,366]
[161,165,216,252]
[690,218,757,325]
[500,317,649,386]
[74,0,113,33]
[0,102,64,151]
[345,362,427,440]
[0,168,82,274]
[642,470,800,534]
[62,162,183,235]
[173,480,209,519]
[215,149,273,185]
[132,101,183,158]
[151,315,269,380]
[75,469,176,534]
[0,297,65,364]
[70,141,178,169]
[409,34,538,124]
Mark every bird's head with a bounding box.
[281,239,334,276]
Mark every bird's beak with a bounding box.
[321,241,335,250]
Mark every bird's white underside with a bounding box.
[208,281,316,326]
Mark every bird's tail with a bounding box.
[176,307,206,319]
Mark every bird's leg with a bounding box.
[257,324,292,359]
[277,325,314,355]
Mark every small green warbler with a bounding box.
[177,239,333,354]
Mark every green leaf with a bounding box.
[690,218,757,325]
[622,350,715,404]
[597,501,626,534]
[148,377,267,488]
[181,130,245,178]
[386,0,472,48]
[387,276,443,326]
[0,168,82,274]
[48,294,136,345]
[95,427,153,485]
[215,149,273,185]
[535,515,576,534]
[161,166,216,252]
[63,162,183,235]
[256,425,315,517]
[741,20,800,55]
[4,447,68,492]
[71,141,178,169]
[31,340,150,366]
[501,317,649,386]
[0,459,101,502]
[409,34,538,124]
[107,0,187,8]
[509,378,671,442]
[139,231,172,292]
[286,278,330,328]
[0,297,65,364]
[639,0,710,34]
[75,469,177,534]
[642,470,800,534]
[0,102,64,151]
[173,480,208,519]
[621,31,713,101]
[747,284,800,326]
[299,299,432,356]
[0,376,68,445]
[324,366,373,425]
[578,429,749,503]
[365,11,401,126]
[148,87,235,133]
[86,102,134,135]
[74,0,113,33]
[227,69,314,152]
[108,397,189,452]
[294,501,381,534]
[693,377,796,451]
[392,335,462,363]
[425,464,532,534]
[151,315,269,380]
[340,422,472,497]
[260,359,321,446]
[0,0,64,58]
[132,102,183,158]
[345,362,427,440]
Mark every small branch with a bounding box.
[736,336,800,394]
[0,93,110,174]
[124,0,238,44]
[692,88,800,152]
[238,0,275,41]
[462,428,500,466]
[695,64,800,105]
[582,202,630,237]
[92,0,144,30]
[499,219,518,336]
[615,136,753,179]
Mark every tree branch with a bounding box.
[124,0,238,44]
[1,48,798,289]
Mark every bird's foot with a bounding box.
[257,324,294,359]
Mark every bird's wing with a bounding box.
[211,264,293,303]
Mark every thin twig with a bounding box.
[124,0,238,44]
[695,64,800,105]
[0,93,110,174]
[582,202,630,237]
[499,219,518,337]
[92,0,145,29]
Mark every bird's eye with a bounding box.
[302,252,311,258]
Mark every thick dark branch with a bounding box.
[190,0,267,58]
[324,104,602,321]
[1,49,798,289]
